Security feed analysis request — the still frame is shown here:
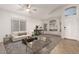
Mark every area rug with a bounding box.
[4,35,61,54]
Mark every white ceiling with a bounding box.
[0,4,64,20]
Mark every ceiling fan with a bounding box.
[18,4,37,13]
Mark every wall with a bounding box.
[26,17,42,35]
[43,4,79,41]
[0,9,27,42]
[48,4,79,41]
[1,4,79,42]
[61,5,79,41]
[0,9,42,42]
[42,7,63,35]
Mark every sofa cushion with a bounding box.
[11,31,27,41]
[18,32,27,36]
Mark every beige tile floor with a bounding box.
[50,39,79,54]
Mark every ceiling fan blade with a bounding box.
[17,4,37,14]
[19,4,25,8]
[18,8,25,11]
[27,4,31,9]
[32,9,37,11]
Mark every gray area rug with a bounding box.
[0,42,6,54]
[4,41,26,54]
[38,35,61,54]
[4,35,61,54]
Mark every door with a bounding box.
[63,6,77,39]
[63,16,77,38]
[63,17,72,38]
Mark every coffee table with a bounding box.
[26,36,51,53]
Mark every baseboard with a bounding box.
[43,34,61,37]
[63,37,79,41]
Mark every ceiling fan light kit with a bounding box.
[18,4,37,13]
[26,8,30,12]
[19,4,31,12]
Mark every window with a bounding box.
[11,19,26,32]
[65,6,76,16]
[20,20,26,31]
[44,24,47,31]
[49,20,58,31]
[11,20,19,32]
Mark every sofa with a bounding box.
[11,31,29,41]
[3,31,29,54]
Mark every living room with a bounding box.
[0,4,79,54]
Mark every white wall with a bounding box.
[61,5,79,41]
[42,8,63,35]
[26,17,42,35]
[42,4,79,41]
[0,9,27,42]
[1,4,79,42]
[0,9,42,42]
[48,5,79,41]
[43,4,79,41]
